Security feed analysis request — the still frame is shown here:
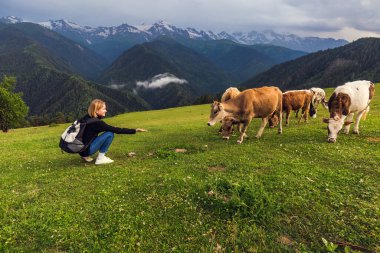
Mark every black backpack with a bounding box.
[59,117,99,153]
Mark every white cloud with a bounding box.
[108,84,127,90]
[136,73,187,90]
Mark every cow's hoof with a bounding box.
[343,130,350,134]
[353,130,359,134]
[237,140,243,144]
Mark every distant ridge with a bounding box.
[0,16,348,62]
[242,37,380,90]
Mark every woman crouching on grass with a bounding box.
[80,99,147,165]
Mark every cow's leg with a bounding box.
[313,101,319,118]
[303,109,309,122]
[295,109,299,118]
[353,110,366,134]
[298,105,308,123]
[303,104,310,123]
[285,110,290,126]
[236,123,247,138]
[237,118,252,144]
[343,113,354,134]
[256,117,268,138]
[276,110,282,134]
[240,123,248,137]
[297,108,304,123]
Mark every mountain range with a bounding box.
[0,17,310,116]
[1,16,377,122]
[1,16,347,62]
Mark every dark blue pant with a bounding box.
[86,131,114,156]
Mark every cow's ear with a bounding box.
[344,121,353,125]
[327,93,336,110]
[369,83,375,99]
[341,94,351,116]
[322,118,329,123]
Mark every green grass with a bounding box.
[1,86,379,252]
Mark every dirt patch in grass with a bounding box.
[367,137,380,143]
[278,235,294,246]
[208,166,226,172]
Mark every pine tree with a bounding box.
[0,76,29,132]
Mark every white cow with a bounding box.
[323,80,375,143]
[309,87,328,118]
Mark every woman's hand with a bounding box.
[136,128,147,132]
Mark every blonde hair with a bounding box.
[88,99,105,118]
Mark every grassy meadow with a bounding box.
[0,86,379,252]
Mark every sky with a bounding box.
[1,0,380,41]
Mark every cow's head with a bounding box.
[269,114,279,128]
[220,116,239,139]
[207,101,226,126]
[323,116,352,143]
[309,102,317,118]
[321,98,329,109]
[323,92,352,142]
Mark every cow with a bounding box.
[323,80,375,143]
[282,90,314,126]
[309,87,328,118]
[208,86,283,144]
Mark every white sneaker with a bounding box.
[95,156,114,165]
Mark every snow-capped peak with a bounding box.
[0,16,348,52]
[155,20,174,30]
[0,16,23,24]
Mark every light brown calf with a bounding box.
[218,87,241,134]
[208,86,283,144]
[221,87,240,102]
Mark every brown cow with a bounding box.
[208,86,283,144]
[282,90,313,126]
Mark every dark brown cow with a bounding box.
[282,90,313,126]
[208,86,283,144]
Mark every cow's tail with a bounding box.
[362,106,370,120]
